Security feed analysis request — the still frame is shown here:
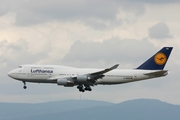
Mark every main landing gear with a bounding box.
[23,81,27,89]
[77,85,92,92]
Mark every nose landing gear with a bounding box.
[23,81,27,89]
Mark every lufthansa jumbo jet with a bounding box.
[8,47,173,92]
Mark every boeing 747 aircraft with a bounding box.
[8,47,173,92]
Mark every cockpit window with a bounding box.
[18,66,22,68]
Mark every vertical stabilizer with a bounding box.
[137,47,173,70]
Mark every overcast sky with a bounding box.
[0,0,180,104]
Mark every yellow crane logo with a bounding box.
[154,52,167,65]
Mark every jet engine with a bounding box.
[57,78,74,86]
[77,75,92,82]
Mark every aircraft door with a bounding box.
[25,67,31,77]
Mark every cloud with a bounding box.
[126,0,180,4]
[0,0,145,29]
[148,22,173,39]
[0,0,180,104]
[14,0,120,28]
[62,37,155,68]
[0,39,49,75]
[1,0,179,29]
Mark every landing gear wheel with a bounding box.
[79,89,85,92]
[77,85,85,92]
[23,86,27,89]
[85,86,92,91]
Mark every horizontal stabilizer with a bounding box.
[144,70,168,76]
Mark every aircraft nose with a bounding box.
[7,71,13,78]
[7,69,17,78]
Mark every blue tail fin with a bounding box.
[137,47,173,70]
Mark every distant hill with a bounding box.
[0,100,112,120]
[1,99,180,120]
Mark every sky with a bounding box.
[0,0,180,104]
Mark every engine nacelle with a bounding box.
[77,75,91,82]
[57,78,74,86]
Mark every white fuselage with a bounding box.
[8,65,167,86]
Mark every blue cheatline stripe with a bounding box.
[136,47,173,70]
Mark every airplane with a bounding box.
[8,47,173,92]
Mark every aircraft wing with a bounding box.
[70,64,119,85]
[90,64,119,76]
[84,64,119,84]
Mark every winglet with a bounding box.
[90,64,119,76]
[110,64,119,70]
[137,47,173,70]
[101,64,119,73]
